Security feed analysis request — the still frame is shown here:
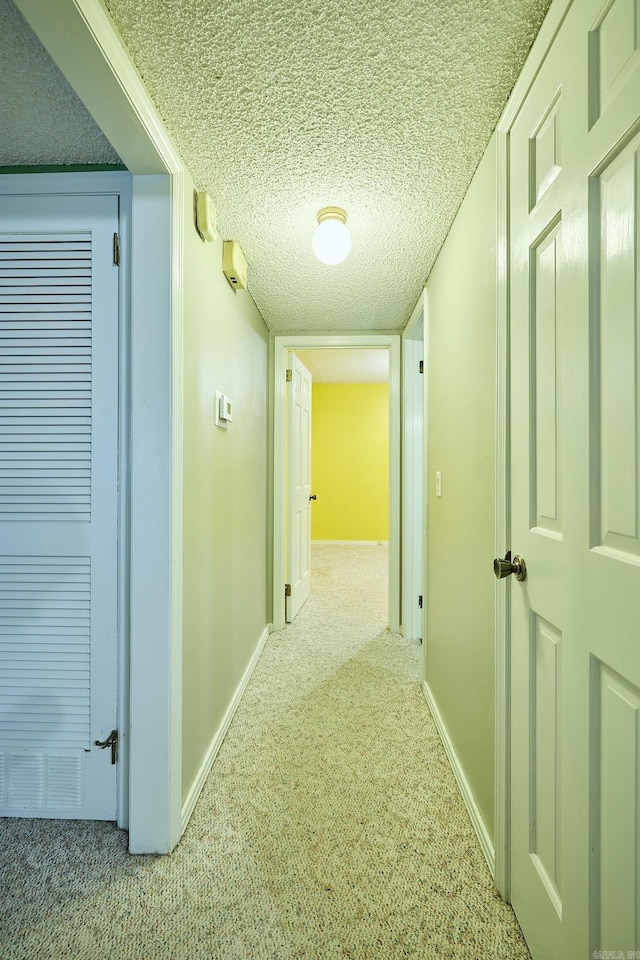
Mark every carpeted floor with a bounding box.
[0,544,530,959]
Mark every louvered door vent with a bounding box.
[0,750,84,810]
[0,235,92,522]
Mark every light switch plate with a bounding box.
[215,391,232,427]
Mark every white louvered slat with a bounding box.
[0,235,91,522]
[0,558,91,750]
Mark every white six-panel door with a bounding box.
[286,352,312,623]
[508,0,640,954]
[0,193,119,820]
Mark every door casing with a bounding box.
[402,293,425,645]
[272,334,401,633]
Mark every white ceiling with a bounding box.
[295,349,389,383]
[0,0,120,166]
[2,0,551,333]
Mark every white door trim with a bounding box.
[493,0,575,900]
[272,334,401,633]
[401,293,425,643]
[15,0,187,853]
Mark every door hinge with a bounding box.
[419,360,424,374]
[286,368,292,382]
[418,595,423,608]
[113,233,120,266]
[95,729,119,764]
[285,583,291,597]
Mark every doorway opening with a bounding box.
[291,347,390,625]
[272,335,401,633]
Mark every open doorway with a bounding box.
[272,335,401,633]
[292,347,390,624]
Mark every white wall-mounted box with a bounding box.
[195,191,217,242]
[222,240,247,290]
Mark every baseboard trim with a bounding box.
[422,680,495,878]
[311,540,389,546]
[181,624,271,835]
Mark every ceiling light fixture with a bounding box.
[312,206,352,265]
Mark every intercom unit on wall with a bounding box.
[222,240,248,290]
[195,191,218,242]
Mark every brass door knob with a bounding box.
[493,551,527,582]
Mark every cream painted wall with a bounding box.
[425,132,497,839]
[181,174,270,801]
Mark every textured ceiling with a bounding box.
[0,0,121,166]
[103,0,551,332]
[295,349,389,384]
[2,0,551,333]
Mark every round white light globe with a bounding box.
[312,217,352,265]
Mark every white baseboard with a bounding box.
[422,681,495,878]
[311,540,389,546]
[181,624,271,834]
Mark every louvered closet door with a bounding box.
[0,193,119,820]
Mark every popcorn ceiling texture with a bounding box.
[103,0,550,331]
[295,348,389,383]
[0,0,121,167]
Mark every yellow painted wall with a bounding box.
[181,171,270,802]
[311,382,388,541]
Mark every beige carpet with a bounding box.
[0,544,530,959]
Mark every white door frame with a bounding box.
[493,0,573,899]
[272,334,401,633]
[15,0,187,853]
[401,293,425,644]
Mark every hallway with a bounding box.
[0,545,529,959]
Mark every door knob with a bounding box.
[309,494,317,501]
[493,550,527,582]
